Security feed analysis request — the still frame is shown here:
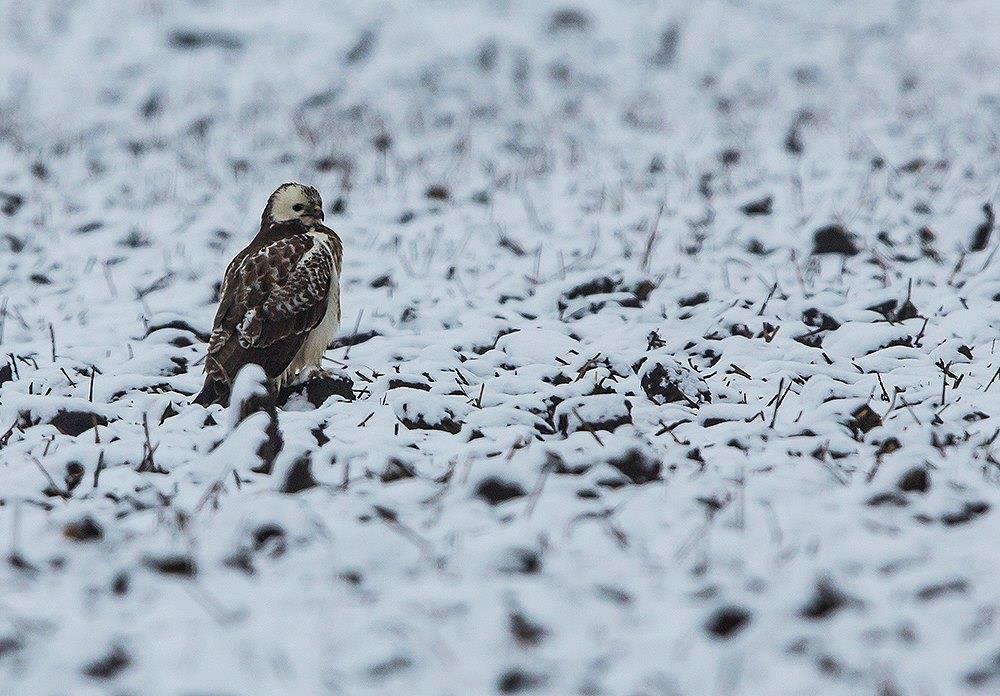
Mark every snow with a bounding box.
[2,0,1000,693]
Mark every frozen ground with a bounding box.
[1,0,1000,693]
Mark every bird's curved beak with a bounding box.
[309,205,325,221]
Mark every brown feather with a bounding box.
[202,220,338,392]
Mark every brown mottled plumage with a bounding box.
[195,183,343,406]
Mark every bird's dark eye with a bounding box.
[292,203,304,212]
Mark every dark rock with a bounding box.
[340,569,363,585]
[223,549,255,575]
[499,548,541,575]
[1,234,21,252]
[0,362,12,386]
[425,184,450,201]
[142,554,196,577]
[740,195,773,216]
[111,571,129,595]
[817,655,843,677]
[344,28,376,64]
[50,410,108,436]
[966,650,1000,688]
[281,454,318,494]
[380,458,415,483]
[140,93,162,119]
[698,173,713,199]
[497,668,546,693]
[117,229,150,248]
[476,40,498,72]
[800,578,855,619]
[848,404,881,437]
[563,275,616,300]
[277,373,355,407]
[8,552,38,574]
[556,398,632,435]
[705,605,751,638]
[0,636,22,657]
[802,308,840,330]
[168,29,243,51]
[159,404,179,425]
[82,645,131,679]
[875,437,901,458]
[607,449,661,484]
[388,378,430,392]
[640,358,711,406]
[813,225,859,255]
[0,192,23,216]
[679,291,709,307]
[399,408,462,434]
[475,477,526,505]
[509,611,547,646]
[63,516,103,542]
[941,501,989,526]
[252,523,286,556]
[970,202,995,252]
[897,467,929,493]
[314,156,352,173]
[311,426,329,447]
[793,331,824,348]
[894,297,919,323]
[547,8,591,33]
[719,148,740,165]
[786,120,805,154]
[649,23,681,67]
[558,274,655,309]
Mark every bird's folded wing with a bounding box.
[206,234,332,382]
[249,242,334,347]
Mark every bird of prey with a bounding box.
[194,183,343,406]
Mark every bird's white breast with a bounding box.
[277,231,341,387]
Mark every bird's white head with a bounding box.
[263,183,324,226]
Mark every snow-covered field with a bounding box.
[2,0,999,693]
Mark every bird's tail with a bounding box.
[193,378,231,407]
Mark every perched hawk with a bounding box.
[194,183,343,406]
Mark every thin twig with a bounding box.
[572,407,604,446]
[639,201,664,273]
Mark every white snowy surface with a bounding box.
[1,0,1000,693]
